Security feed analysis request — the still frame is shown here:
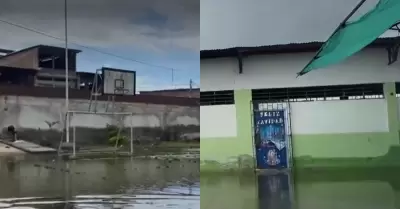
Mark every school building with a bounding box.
[200,38,400,171]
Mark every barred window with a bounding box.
[252,83,384,102]
[395,82,400,97]
[200,90,234,106]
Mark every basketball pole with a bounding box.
[65,0,70,143]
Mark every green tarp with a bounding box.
[298,0,400,76]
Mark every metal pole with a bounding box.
[94,69,100,113]
[65,0,70,143]
[171,68,174,88]
[72,113,76,157]
[130,113,133,155]
[189,79,193,98]
[297,0,367,77]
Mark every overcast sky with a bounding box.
[0,0,200,91]
[200,0,398,50]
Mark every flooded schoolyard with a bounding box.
[201,168,400,209]
[0,155,199,209]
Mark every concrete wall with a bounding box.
[200,77,400,171]
[200,48,400,171]
[201,86,400,171]
[0,95,199,147]
[290,99,389,134]
[140,89,200,98]
[201,48,400,91]
[200,105,237,138]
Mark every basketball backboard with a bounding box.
[102,67,136,95]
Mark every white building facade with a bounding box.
[200,39,400,171]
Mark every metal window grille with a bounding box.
[395,82,400,98]
[200,90,234,106]
[252,83,384,102]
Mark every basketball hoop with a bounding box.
[101,67,136,96]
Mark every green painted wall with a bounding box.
[201,89,255,172]
[200,83,400,171]
[384,82,400,140]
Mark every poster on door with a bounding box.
[254,110,288,169]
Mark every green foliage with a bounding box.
[106,124,127,147]
[108,135,127,147]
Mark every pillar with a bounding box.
[383,82,399,142]
[234,89,254,167]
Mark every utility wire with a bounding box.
[0,18,182,71]
[190,80,200,87]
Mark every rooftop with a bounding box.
[200,37,400,59]
[140,88,200,93]
[0,45,82,61]
[0,48,13,55]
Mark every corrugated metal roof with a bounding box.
[0,45,81,61]
[140,88,200,93]
[200,37,400,59]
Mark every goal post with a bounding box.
[65,110,135,157]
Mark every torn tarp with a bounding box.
[298,0,400,76]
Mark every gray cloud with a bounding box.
[201,0,398,50]
[0,0,199,51]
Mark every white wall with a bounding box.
[201,49,400,91]
[396,98,400,123]
[291,99,388,134]
[200,105,237,138]
[0,96,199,130]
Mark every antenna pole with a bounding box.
[171,68,175,88]
[189,79,193,98]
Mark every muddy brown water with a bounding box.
[0,155,199,209]
[201,168,400,209]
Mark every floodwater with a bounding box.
[0,155,200,209]
[201,168,400,209]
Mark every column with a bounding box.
[234,89,254,168]
[383,82,399,142]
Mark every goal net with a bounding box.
[62,111,134,156]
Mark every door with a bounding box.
[252,102,292,169]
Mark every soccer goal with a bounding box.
[62,110,135,157]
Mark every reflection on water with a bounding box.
[201,168,400,209]
[0,155,199,209]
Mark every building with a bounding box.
[200,37,400,171]
[0,45,81,88]
[0,48,13,56]
[140,88,200,98]
[0,44,199,107]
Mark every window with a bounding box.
[252,83,384,102]
[36,76,72,82]
[395,82,400,97]
[200,90,234,106]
